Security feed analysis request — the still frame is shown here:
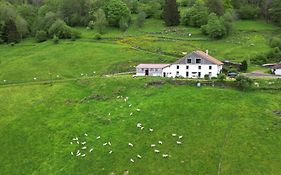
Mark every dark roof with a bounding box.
[174,50,223,65]
[272,64,281,69]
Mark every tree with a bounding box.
[181,1,209,27]
[136,11,146,27]
[240,60,248,72]
[48,19,73,39]
[269,0,281,26]
[119,17,129,31]
[94,8,108,34]
[221,10,234,35]
[2,19,20,43]
[203,13,226,39]
[35,30,48,42]
[163,0,180,26]
[15,16,28,40]
[206,0,225,16]
[104,0,131,27]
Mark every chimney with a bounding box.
[206,49,209,56]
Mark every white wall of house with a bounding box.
[136,68,163,77]
[163,64,222,78]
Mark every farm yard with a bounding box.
[1,15,281,175]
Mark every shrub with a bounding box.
[269,37,281,49]
[181,2,208,27]
[119,17,129,31]
[202,13,226,39]
[94,33,102,40]
[235,75,253,90]
[53,35,59,44]
[240,60,248,72]
[35,30,47,43]
[70,30,81,41]
[48,19,72,39]
[88,20,94,30]
[204,74,210,80]
[136,11,146,28]
[237,5,260,20]
[217,73,226,81]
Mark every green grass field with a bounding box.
[0,77,280,174]
[1,19,281,174]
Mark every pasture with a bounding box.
[0,18,281,175]
[0,77,281,174]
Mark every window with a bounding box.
[198,66,201,70]
[209,66,212,70]
[187,59,192,63]
[155,69,158,71]
[141,68,144,71]
[192,72,197,74]
[186,66,189,69]
[176,71,179,75]
[186,72,189,77]
[196,59,201,64]
[198,72,201,77]
[209,72,212,76]
[177,65,179,69]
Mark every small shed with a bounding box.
[272,64,281,76]
[136,64,170,77]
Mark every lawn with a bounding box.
[0,77,280,174]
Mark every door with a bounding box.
[145,69,149,76]
[198,72,201,78]
[163,72,166,77]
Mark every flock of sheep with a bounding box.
[69,95,184,163]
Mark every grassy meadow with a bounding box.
[1,18,281,175]
[0,77,281,174]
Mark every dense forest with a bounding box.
[0,0,281,44]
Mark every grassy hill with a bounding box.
[1,19,281,175]
[0,77,280,174]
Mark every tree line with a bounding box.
[0,0,281,44]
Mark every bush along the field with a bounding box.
[217,73,226,81]
[237,5,260,20]
[35,30,48,42]
[119,17,129,31]
[48,19,80,39]
[251,47,281,65]
[181,1,208,27]
[94,33,102,40]
[235,75,253,90]
[240,60,248,72]
[53,35,59,44]
[136,11,146,28]
[269,37,281,49]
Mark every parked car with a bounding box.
[227,72,238,78]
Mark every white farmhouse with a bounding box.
[136,50,223,78]
[272,64,281,76]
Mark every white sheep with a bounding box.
[179,136,183,139]
[84,133,88,137]
[141,127,144,130]
[82,146,87,150]
[137,155,142,159]
[130,158,134,163]
[128,143,134,147]
[130,112,133,116]
[109,150,113,154]
[129,104,132,107]
[33,77,37,80]
[81,141,86,145]
[103,143,108,146]
[108,142,111,146]
[96,136,101,139]
[154,149,160,153]
[158,141,163,145]
[76,141,80,144]
[136,123,142,128]
[172,134,177,137]
[89,148,93,152]
[162,154,169,158]
[108,113,111,116]
[136,109,141,112]
[149,128,153,132]
[151,144,156,147]
[176,141,182,145]
[81,154,86,157]
[70,142,73,145]
[70,152,74,155]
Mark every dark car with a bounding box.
[227,72,238,78]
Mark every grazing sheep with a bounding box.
[136,123,142,128]
[162,154,169,158]
[179,136,183,139]
[108,142,111,146]
[81,142,86,145]
[89,148,93,152]
[77,141,80,144]
[176,141,182,145]
[82,146,87,150]
[108,113,111,116]
[109,150,113,154]
[96,136,101,139]
[81,154,86,157]
[3,80,6,83]
[137,155,142,159]
[70,142,73,145]
[130,158,134,163]
[128,143,134,147]
[84,133,88,137]
[158,141,163,145]
[70,152,74,155]
[136,109,141,112]
[151,144,156,147]
[76,153,81,156]
[33,77,37,80]
[154,150,160,153]
[141,127,144,130]
[103,143,108,146]
[149,128,153,132]
[130,112,133,116]
[172,134,177,137]
[129,104,132,107]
